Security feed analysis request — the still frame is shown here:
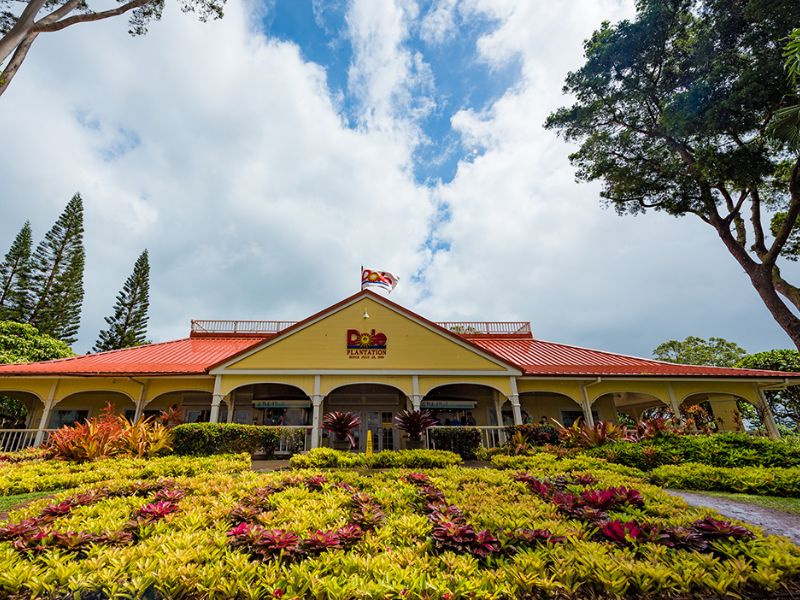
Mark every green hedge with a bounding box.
[648,462,800,497]
[586,432,800,471]
[505,424,560,446]
[289,448,462,469]
[172,423,304,457]
[428,427,481,459]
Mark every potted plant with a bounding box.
[394,409,437,450]
[322,411,361,451]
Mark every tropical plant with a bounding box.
[393,409,436,441]
[322,411,360,449]
[44,403,174,461]
[553,418,634,448]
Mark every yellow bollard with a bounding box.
[365,429,373,457]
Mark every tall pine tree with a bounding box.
[94,250,150,352]
[0,222,32,322]
[27,194,85,345]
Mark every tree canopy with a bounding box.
[546,0,800,348]
[737,349,800,428]
[26,193,85,345]
[0,319,72,364]
[0,0,225,97]
[0,221,31,322]
[652,336,747,367]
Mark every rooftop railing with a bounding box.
[191,319,532,337]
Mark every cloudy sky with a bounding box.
[1,0,798,357]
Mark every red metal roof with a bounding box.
[0,290,796,379]
[471,338,796,378]
[0,337,264,376]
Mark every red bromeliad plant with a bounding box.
[394,409,437,442]
[322,411,361,448]
[553,418,636,449]
[0,481,184,556]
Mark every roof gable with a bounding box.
[213,291,519,373]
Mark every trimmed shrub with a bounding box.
[289,448,462,469]
[172,424,303,457]
[428,427,481,459]
[648,462,800,497]
[588,432,800,471]
[505,424,560,446]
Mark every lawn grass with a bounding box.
[0,491,53,513]
[701,491,800,515]
[0,455,798,598]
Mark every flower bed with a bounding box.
[0,459,798,598]
[648,462,800,497]
[0,453,251,495]
[289,448,462,469]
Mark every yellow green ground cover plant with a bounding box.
[0,455,799,599]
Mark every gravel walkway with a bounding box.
[669,490,800,545]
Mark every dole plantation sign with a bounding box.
[346,328,387,359]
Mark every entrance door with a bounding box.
[361,410,396,452]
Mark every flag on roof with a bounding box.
[361,267,399,293]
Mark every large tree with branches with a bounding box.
[0,0,225,97]
[546,1,800,347]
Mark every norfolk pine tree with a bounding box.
[27,193,85,344]
[94,250,150,352]
[0,221,32,321]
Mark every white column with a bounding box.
[224,391,235,423]
[667,383,682,422]
[509,395,522,425]
[579,380,597,428]
[411,375,422,410]
[209,376,223,423]
[755,385,781,440]
[508,377,522,425]
[310,375,323,449]
[209,394,223,423]
[311,395,323,448]
[34,380,58,446]
[133,380,148,422]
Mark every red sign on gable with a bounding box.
[346,329,387,359]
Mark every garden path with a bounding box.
[669,490,800,545]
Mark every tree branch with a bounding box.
[751,187,768,257]
[34,0,80,27]
[765,155,800,265]
[31,0,147,33]
[0,30,37,97]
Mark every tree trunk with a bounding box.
[747,263,800,349]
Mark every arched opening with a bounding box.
[53,391,134,428]
[146,390,214,424]
[325,383,407,451]
[0,391,42,452]
[0,391,41,428]
[228,383,311,426]
[519,391,583,427]
[421,383,501,426]
[599,392,668,426]
[680,393,751,433]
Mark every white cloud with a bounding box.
[0,0,796,360]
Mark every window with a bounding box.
[560,410,598,427]
[49,410,88,428]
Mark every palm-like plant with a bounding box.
[394,409,437,442]
[322,411,361,448]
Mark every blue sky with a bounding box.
[264,0,520,185]
[1,0,799,358]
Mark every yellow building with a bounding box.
[0,290,795,450]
